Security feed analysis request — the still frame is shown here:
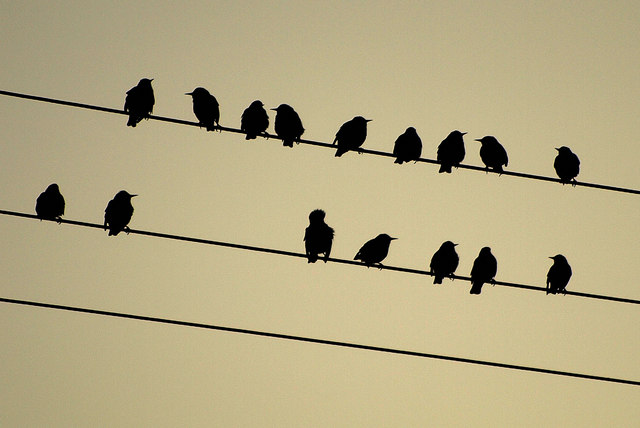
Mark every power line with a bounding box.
[2,89,638,196]
[2,209,638,306]
[0,296,637,387]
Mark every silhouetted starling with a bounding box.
[333,116,371,157]
[430,241,459,284]
[186,87,219,131]
[241,100,269,140]
[35,183,65,222]
[124,78,154,127]
[476,136,508,173]
[104,190,137,236]
[304,209,335,263]
[469,247,497,295]
[393,127,422,164]
[354,234,396,267]
[546,254,572,295]
[553,146,580,184]
[271,104,304,147]
[437,130,466,173]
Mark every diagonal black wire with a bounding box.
[1,89,638,195]
[0,296,637,386]
[2,209,638,306]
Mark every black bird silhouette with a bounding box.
[186,87,219,131]
[304,209,335,263]
[553,146,580,184]
[124,78,154,127]
[546,254,572,295]
[271,104,304,147]
[393,127,422,164]
[430,241,459,284]
[35,183,65,222]
[104,190,137,236]
[469,247,497,295]
[241,100,269,140]
[437,130,466,173]
[476,136,508,173]
[333,116,371,157]
[354,234,396,267]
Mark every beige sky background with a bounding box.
[1,1,639,426]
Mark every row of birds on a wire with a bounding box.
[125,78,581,182]
[34,184,572,296]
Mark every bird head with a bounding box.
[115,190,137,201]
[249,100,264,109]
[480,246,492,254]
[377,234,397,242]
[555,146,573,155]
[271,104,292,113]
[406,127,417,133]
[139,78,153,86]
[549,254,567,263]
[442,241,458,250]
[46,183,60,193]
[308,209,326,223]
[185,87,210,98]
[475,136,496,144]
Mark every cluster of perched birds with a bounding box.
[124,78,581,183]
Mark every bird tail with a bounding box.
[126,116,138,127]
[307,253,318,263]
[335,148,346,157]
[245,133,256,140]
[470,282,483,294]
[439,164,451,173]
[494,165,504,173]
[283,139,293,147]
[433,276,443,284]
[108,229,119,236]
[394,158,403,164]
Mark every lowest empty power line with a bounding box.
[0,296,638,387]
[1,89,638,196]
[1,209,638,306]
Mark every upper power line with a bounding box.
[1,89,638,195]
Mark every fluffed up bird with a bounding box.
[430,241,459,284]
[35,183,65,222]
[271,104,304,147]
[304,209,335,263]
[437,130,466,173]
[333,116,371,157]
[393,127,422,164]
[104,190,136,236]
[553,146,580,184]
[476,136,508,173]
[124,78,154,127]
[546,254,572,295]
[241,100,269,140]
[186,87,219,131]
[354,234,396,267]
[469,247,497,295]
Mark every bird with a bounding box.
[303,209,335,263]
[546,254,572,295]
[437,130,466,173]
[430,241,459,284]
[333,116,371,157]
[104,190,137,236]
[186,87,219,131]
[241,100,269,140]
[35,183,65,222]
[354,234,396,267]
[476,136,508,173]
[124,78,154,127]
[393,127,422,164]
[271,104,304,147]
[469,247,497,295]
[553,146,580,184]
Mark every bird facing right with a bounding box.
[546,254,572,294]
[553,146,580,184]
[469,247,497,294]
[393,127,422,164]
[124,78,154,127]
[104,190,137,236]
[437,130,466,173]
[475,136,508,173]
[186,87,220,131]
[304,209,335,263]
[271,104,304,147]
[35,183,65,222]
[354,234,396,267]
[333,116,371,157]
[241,100,269,140]
[430,241,459,284]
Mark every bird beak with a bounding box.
[453,243,459,246]
[474,138,481,142]
[150,79,154,82]
[391,237,397,240]
[185,92,193,96]
[366,119,372,122]
[555,147,560,151]
[131,194,138,198]
[270,108,277,111]
[461,132,467,136]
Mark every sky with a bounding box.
[1,1,639,426]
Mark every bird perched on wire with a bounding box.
[393,127,422,164]
[124,78,154,127]
[104,190,137,236]
[186,87,219,131]
[553,146,580,184]
[476,136,508,173]
[35,183,65,222]
[241,100,269,140]
[430,241,459,284]
[304,209,334,263]
[333,116,372,157]
[271,104,304,147]
[354,234,396,267]
[546,254,572,294]
[469,247,497,295]
[437,130,466,173]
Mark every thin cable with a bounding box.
[2,209,638,306]
[2,89,638,195]
[0,296,637,387]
